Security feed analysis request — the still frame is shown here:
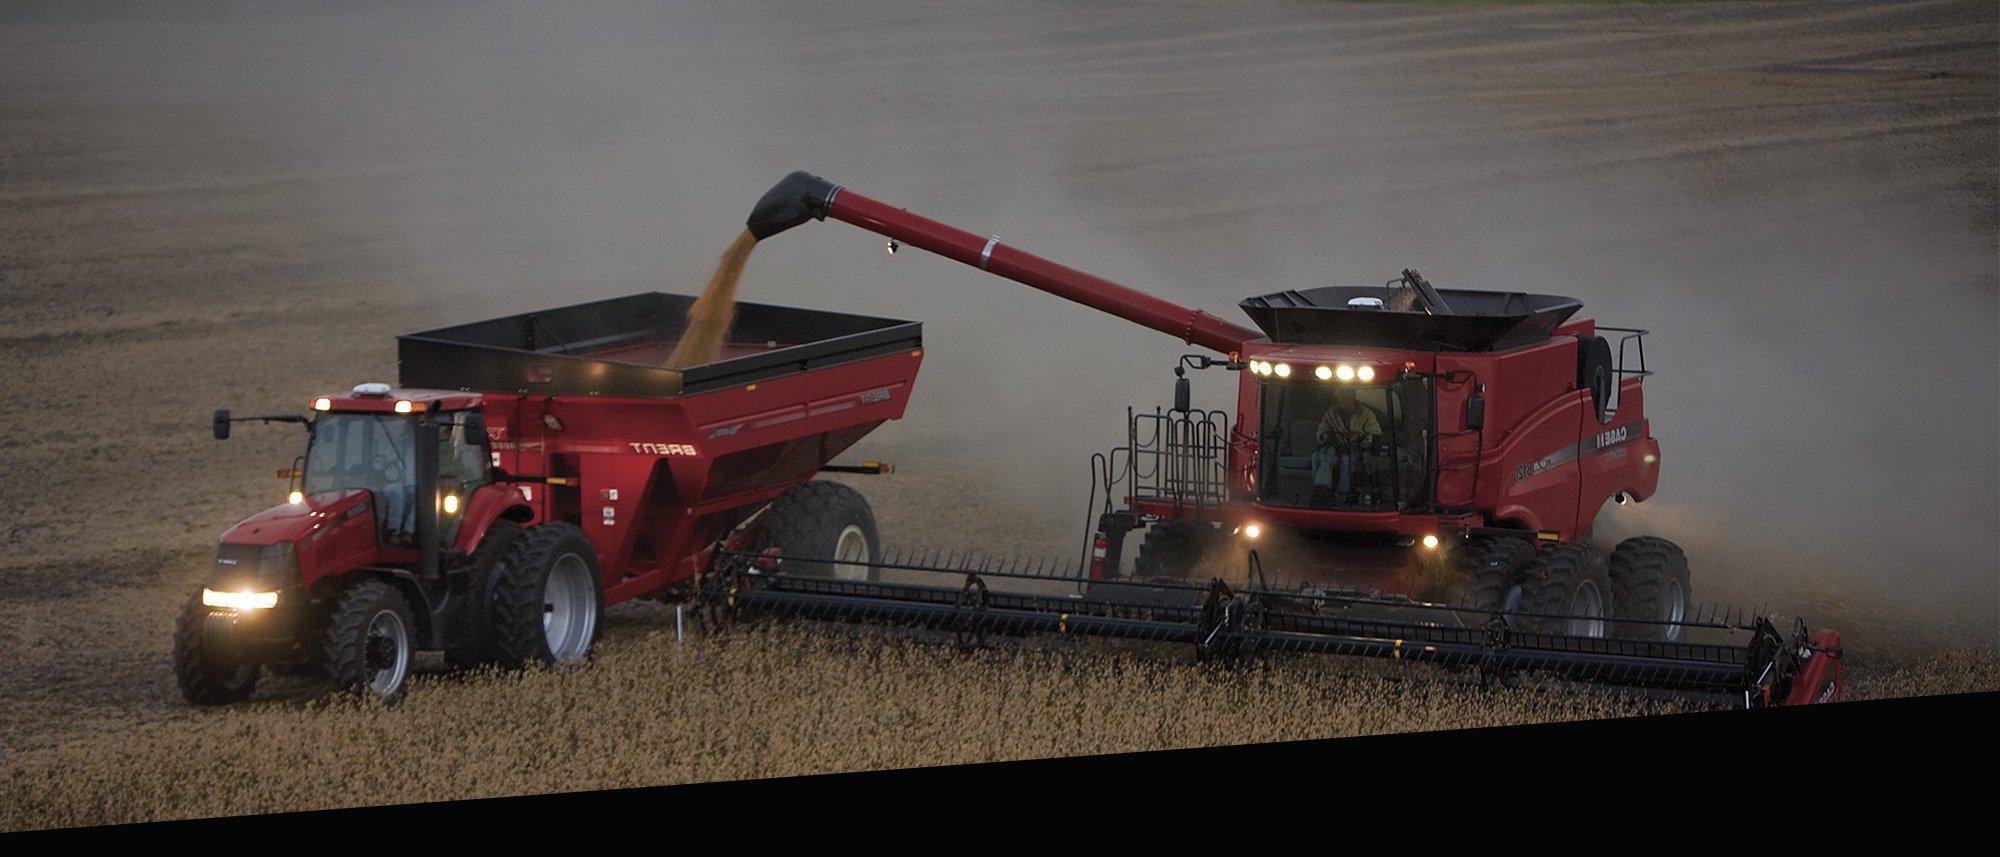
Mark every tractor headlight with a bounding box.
[288,490,304,505]
[1420,534,1440,550]
[1357,365,1376,382]
[442,493,460,515]
[1243,523,1262,539]
[202,588,278,610]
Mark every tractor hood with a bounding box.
[219,488,372,548]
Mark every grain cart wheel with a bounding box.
[172,588,260,705]
[322,578,418,703]
[749,480,881,581]
[1451,536,1537,612]
[1518,542,1613,638]
[1132,520,1216,580]
[1609,536,1691,642]
[444,519,524,670]
[1577,335,1614,423]
[491,522,604,668]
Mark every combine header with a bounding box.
[708,171,1844,708]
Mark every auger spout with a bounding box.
[746,170,1261,356]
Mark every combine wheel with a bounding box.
[1449,536,1537,613]
[748,480,881,582]
[1517,542,1613,638]
[1577,335,1614,423]
[322,578,417,703]
[492,522,605,668]
[1608,536,1691,642]
[172,587,261,705]
[1132,520,1216,580]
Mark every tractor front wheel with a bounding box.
[491,522,604,668]
[1609,536,1691,642]
[172,588,260,705]
[748,480,881,582]
[1517,542,1613,638]
[322,578,417,703]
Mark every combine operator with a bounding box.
[1314,388,1382,495]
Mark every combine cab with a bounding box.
[712,170,1843,708]
[178,292,921,703]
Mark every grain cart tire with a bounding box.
[1452,536,1538,613]
[444,519,525,670]
[1609,536,1691,642]
[1132,520,1216,580]
[322,578,418,704]
[749,480,881,582]
[172,587,260,705]
[1578,335,1614,423]
[492,522,604,668]
[1518,542,1614,638]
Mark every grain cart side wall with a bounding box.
[399,292,923,600]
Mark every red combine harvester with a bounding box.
[707,171,1843,707]
[178,293,921,702]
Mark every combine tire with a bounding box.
[444,519,524,669]
[322,578,417,703]
[1451,536,1537,612]
[172,588,260,705]
[492,522,604,668]
[1577,335,1614,423]
[1517,542,1613,638]
[748,480,881,581]
[1609,536,1691,642]
[1132,520,1216,580]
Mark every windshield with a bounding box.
[303,412,492,544]
[305,413,418,541]
[1257,378,1432,512]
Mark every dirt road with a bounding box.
[2,0,1994,829]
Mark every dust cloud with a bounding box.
[3,0,1992,649]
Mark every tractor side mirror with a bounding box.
[213,409,232,440]
[1173,375,1191,414]
[462,412,490,447]
[1465,394,1485,430]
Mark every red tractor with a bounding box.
[723,170,1842,706]
[178,293,922,703]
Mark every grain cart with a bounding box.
[705,171,1843,707]
[177,293,922,703]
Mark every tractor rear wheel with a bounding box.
[172,588,260,705]
[748,480,881,582]
[444,519,525,670]
[1608,536,1691,642]
[1132,520,1216,580]
[322,578,417,703]
[491,522,604,668]
[1450,536,1537,612]
[1517,542,1613,638]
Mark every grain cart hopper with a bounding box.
[177,292,922,703]
[704,171,1843,708]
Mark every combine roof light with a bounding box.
[393,400,414,414]
[1335,365,1355,382]
[1313,365,1333,381]
[312,397,332,411]
[1272,363,1292,378]
[1357,365,1376,383]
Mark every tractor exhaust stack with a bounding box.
[747,170,1261,356]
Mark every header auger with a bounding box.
[723,170,1844,707]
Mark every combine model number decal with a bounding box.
[1511,421,1641,482]
[630,442,699,456]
